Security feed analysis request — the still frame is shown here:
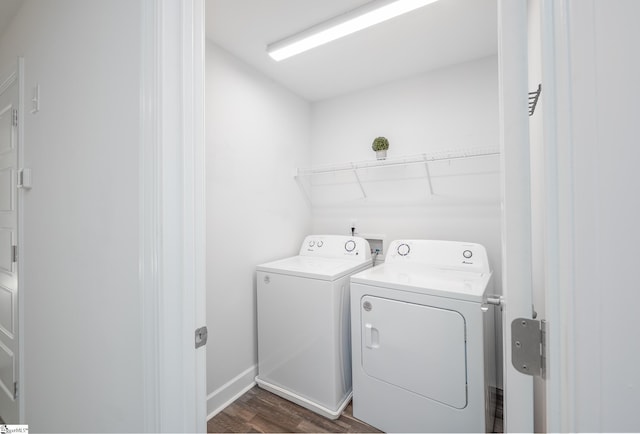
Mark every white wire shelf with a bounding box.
[296,146,500,177]
[294,147,500,204]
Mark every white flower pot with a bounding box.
[376,149,387,160]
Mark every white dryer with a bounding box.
[350,239,496,433]
[256,235,372,419]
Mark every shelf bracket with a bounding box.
[294,171,312,207]
[351,163,367,198]
[423,155,434,196]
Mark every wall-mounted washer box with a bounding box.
[360,234,386,260]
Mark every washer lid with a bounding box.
[257,255,372,281]
[350,262,491,302]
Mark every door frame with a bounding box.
[0,57,25,424]
[500,1,577,432]
[16,56,24,426]
[498,0,535,431]
[139,0,206,432]
[144,0,577,431]
[539,0,577,431]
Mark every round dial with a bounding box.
[345,240,356,252]
[463,249,473,259]
[317,241,323,247]
[308,240,315,247]
[397,243,410,256]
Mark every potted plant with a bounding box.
[372,136,389,160]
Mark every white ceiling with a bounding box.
[205,0,498,101]
[0,0,22,38]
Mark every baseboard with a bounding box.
[255,376,351,420]
[206,365,257,420]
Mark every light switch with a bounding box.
[30,85,40,114]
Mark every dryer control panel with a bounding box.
[385,239,490,274]
[299,235,371,261]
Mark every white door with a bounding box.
[498,0,536,431]
[0,69,19,423]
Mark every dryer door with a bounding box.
[360,296,468,409]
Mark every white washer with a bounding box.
[256,235,372,419]
[350,239,496,433]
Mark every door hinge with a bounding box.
[12,109,18,127]
[511,318,546,378]
[12,245,17,263]
[195,326,208,349]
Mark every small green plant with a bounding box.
[371,137,389,151]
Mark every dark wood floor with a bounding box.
[208,386,379,433]
[208,386,504,433]
[493,388,504,433]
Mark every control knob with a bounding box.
[345,240,356,252]
[397,243,410,256]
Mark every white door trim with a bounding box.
[139,0,206,432]
[498,0,534,431]
[540,1,578,431]
[16,57,25,426]
[0,57,27,425]
[0,57,25,424]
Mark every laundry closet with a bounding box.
[204,0,503,425]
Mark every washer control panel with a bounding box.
[299,235,371,260]
[385,239,490,274]
[307,239,324,248]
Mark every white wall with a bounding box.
[0,0,144,431]
[309,56,503,385]
[311,57,499,164]
[205,42,311,416]
[310,57,501,288]
[565,0,640,431]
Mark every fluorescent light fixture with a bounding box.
[267,0,441,61]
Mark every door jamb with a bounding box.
[139,0,206,432]
[498,0,534,431]
[540,1,577,431]
[16,56,25,425]
[17,56,24,425]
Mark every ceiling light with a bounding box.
[267,0,441,61]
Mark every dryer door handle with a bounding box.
[365,323,380,349]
